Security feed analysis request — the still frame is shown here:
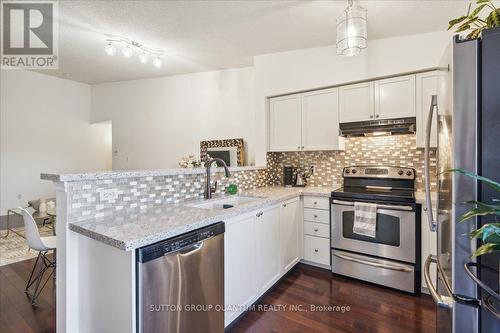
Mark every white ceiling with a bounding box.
[42,0,472,84]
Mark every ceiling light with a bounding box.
[104,37,164,68]
[104,42,116,56]
[336,0,367,57]
[153,57,162,68]
[139,53,149,64]
[122,45,133,58]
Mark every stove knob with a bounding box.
[398,170,404,176]
[406,170,413,176]
[351,169,357,174]
[345,169,350,174]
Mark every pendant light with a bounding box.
[336,0,367,56]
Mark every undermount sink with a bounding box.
[187,195,262,210]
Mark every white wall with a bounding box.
[253,31,453,165]
[91,67,255,169]
[0,70,112,214]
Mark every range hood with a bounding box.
[339,117,416,137]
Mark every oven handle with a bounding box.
[333,252,413,272]
[331,199,413,211]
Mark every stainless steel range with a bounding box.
[330,165,420,294]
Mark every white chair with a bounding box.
[19,207,56,304]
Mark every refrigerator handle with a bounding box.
[424,95,437,232]
[424,255,454,308]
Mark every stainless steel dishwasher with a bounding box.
[136,222,224,333]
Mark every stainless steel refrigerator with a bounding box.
[423,28,500,333]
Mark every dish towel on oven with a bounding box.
[353,202,378,238]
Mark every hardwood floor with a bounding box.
[228,264,436,333]
[0,260,435,333]
[0,255,55,333]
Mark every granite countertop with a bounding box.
[41,166,266,182]
[69,186,335,251]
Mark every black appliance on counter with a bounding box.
[283,165,295,187]
[330,165,420,294]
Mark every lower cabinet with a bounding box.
[280,198,301,273]
[224,212,258,326]
[303,235,330,266]
[255,206,281,293]
[224,200,300,327]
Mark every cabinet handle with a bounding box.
[283,204,287,207]
[256,212,263,217]
[375,114,379,118]
[423,207,428,212]
[370,115,374,119]
[314,214,318,218]
[313,201,317,205]
[314,249,319,253]
[297,146,300,150]
[314,228,318,232]
[301,146,304,150]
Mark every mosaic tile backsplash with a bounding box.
[65,134,435,222]
[67,168,268,222]
[267,134,437,192]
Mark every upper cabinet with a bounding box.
[269,95,302,151]
[269,88,344,152]
[416,71,444,148]
[339,75,416,123]
[374,75,416,120]
[339,82,374,122]
[301,89,343,151]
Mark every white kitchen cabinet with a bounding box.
[269,95,302,151]
[301,88,344,151]
[421,206,437,293]
[255,206,281,293]
[303,235,330,266]
[269,89,344,152]
[374,75,416,120]
[416,71,443,148]
[280,198,300,273]
[339,81,374,123]
[224,212,258,326]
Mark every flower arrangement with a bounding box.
[178,155,203,168]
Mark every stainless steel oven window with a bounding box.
[331,203,416,264]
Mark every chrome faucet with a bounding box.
[205,158,231,199]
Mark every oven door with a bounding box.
[331,199,416,264]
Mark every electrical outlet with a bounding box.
[99,189,118,201]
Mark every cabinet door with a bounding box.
[416,72,441,148]
[255,206,281,293]
[301,88,343,151]
[280,199,300,273]
[269,95,302,151]
[374,75,416,120]
[339,82,374,123]
[224,213,257,326]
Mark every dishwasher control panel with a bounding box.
[136,222,224,263]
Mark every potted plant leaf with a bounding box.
[448,0,500,40]
[450,169,500,257]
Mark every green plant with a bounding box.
[450,169,500,257]
[448,0,500,40]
